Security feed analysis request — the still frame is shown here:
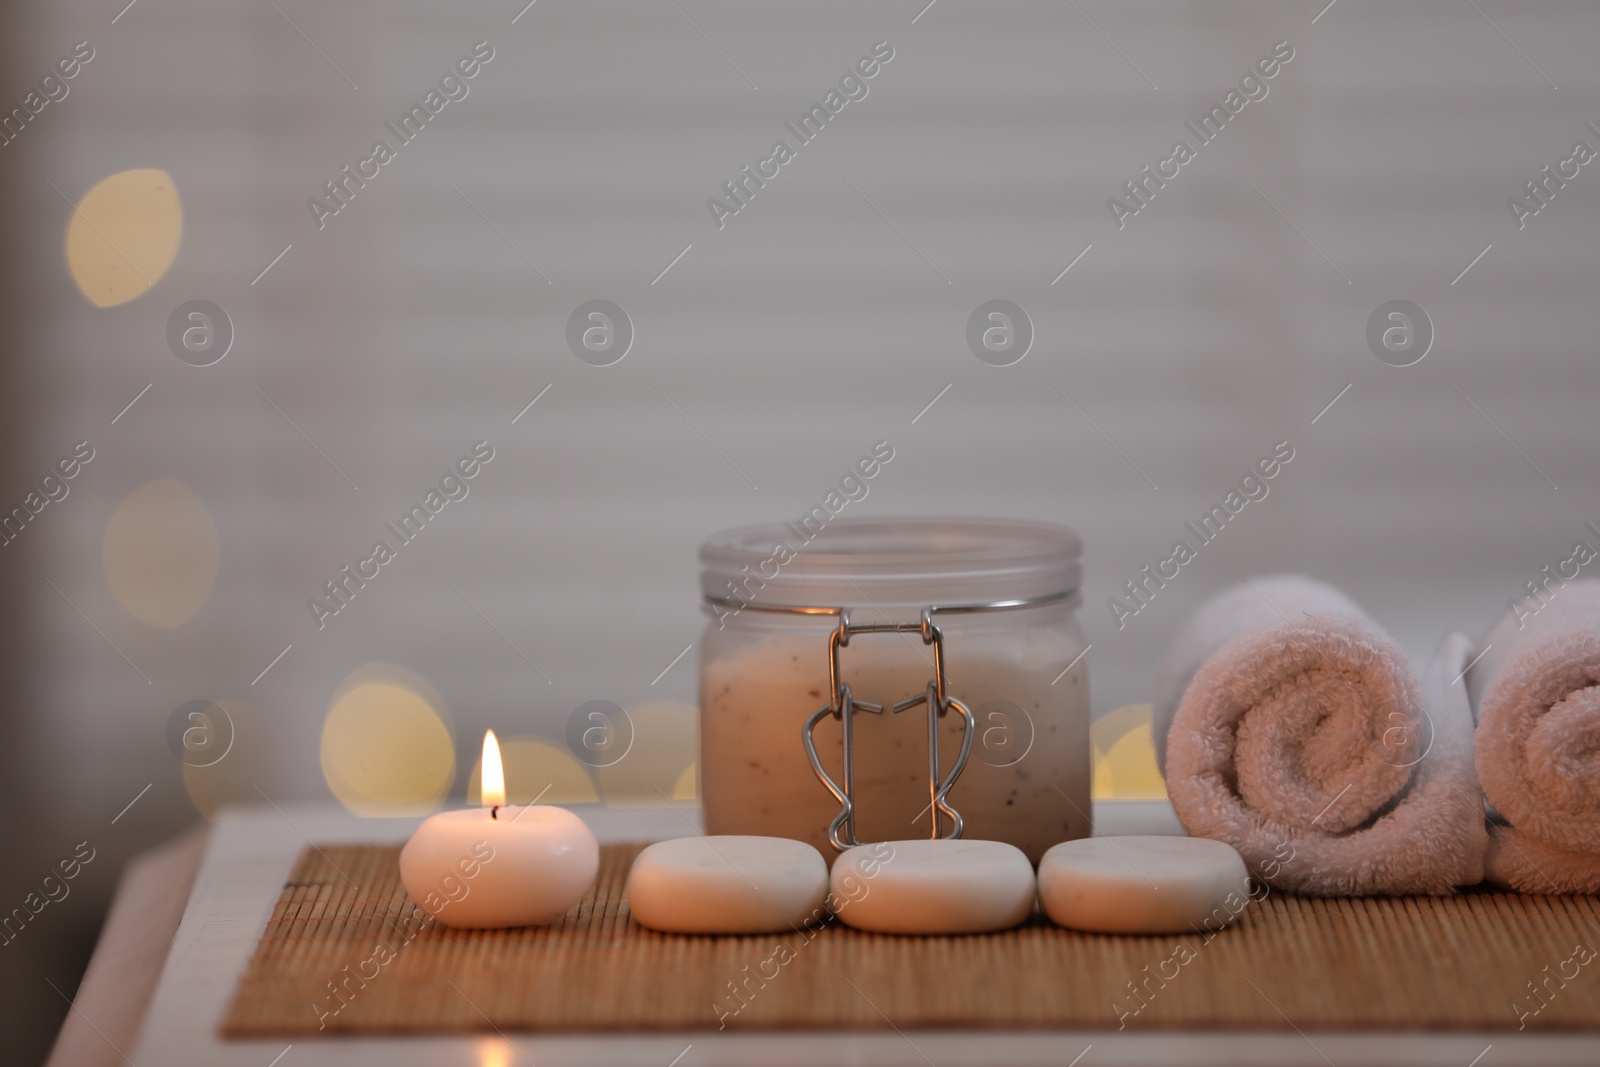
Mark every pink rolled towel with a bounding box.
[1467,578,1600,893]
[1153,576,1487,896]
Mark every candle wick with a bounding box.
[491,804,499,821]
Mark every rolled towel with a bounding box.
[1152,575,1487,896]
[1467,578,1600,893]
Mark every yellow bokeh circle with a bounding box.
[594,699,697,807]
[466,736,598,805]
[103,478,219,629]
[65,168,182,307]
[1091,703,1168,801]
[182,698,262,819]
[671,762,698,801]
[321,666,455,816]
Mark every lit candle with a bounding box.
[399,730,600,929]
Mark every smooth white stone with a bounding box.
[830,839,1036,935]
[1038,835,1252,934]
[625,835,828,934]
[399,806,599,929]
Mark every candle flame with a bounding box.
[481,729,505,808]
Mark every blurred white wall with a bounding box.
[4,3,1600,1053]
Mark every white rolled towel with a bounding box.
[1467,578,1600,893]
[1153,575,1487,896]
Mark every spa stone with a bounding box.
[625,835,828,934]
[1038,835,1251,934]
[831,839,1036,934]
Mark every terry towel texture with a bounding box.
[1467,579,1600,893]
[1153,575,1487,896]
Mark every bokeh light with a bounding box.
[182,698,265,819]
[671,762,697,801]
[595,699,697,806]
[467,736,598,805]
[102,478,219,629]
[1091,704,1167,800]
[64,168,182,307]
[321,665,456,816]
[476,1038,512,1067]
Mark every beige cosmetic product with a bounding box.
[698,517,1089,863]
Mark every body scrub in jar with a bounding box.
[698,517,1089,863]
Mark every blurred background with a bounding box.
[3,1,1598,1061]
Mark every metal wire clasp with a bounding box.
[799,607,977,851]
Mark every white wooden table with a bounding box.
[49,801,1596,1067]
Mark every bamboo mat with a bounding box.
[222,843,1600,1037]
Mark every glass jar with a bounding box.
[698,517,1089,863]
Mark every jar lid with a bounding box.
[700,517,1081,611]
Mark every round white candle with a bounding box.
[625,835,827,934]
[399,730,599,929]
[1037,836,1250,934]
